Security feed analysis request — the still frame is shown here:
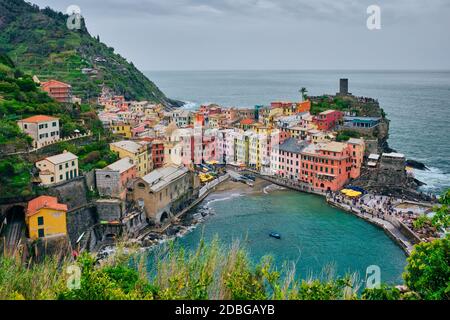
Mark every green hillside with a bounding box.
[0,0,180,107]
[0,53,118,198]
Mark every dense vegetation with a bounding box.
[0,53,117,198]
[309,95,385,118]
[0,0,174,105]
[0,235,448,300]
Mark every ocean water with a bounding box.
[174,190,407,285]
[143,70,449,285]
[147,70,450,194]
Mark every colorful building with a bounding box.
[348,138,365,179]
[300,141,354,192]
[313,110,343,131]
[240,118,255,131]
[95,157,137,200]
[111,122,132,138]
[110,140,152,177]
[152,140,165,168]
[40,79,72,103]
[26,196,68,240]
[35,151,79,185]
[275,138,308,179]
[17,115,60,148]
[343,116,381,129]
[131,165,195,224]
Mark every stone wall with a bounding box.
[66,206,98,246]
[95,169,121,198]
[95,199,124,222]
[41,176,88,210]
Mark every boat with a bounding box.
[269,232,281,239]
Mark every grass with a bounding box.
[0,237,408,301]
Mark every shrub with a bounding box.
[403,236,450,300]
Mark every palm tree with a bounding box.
[299,87,308,102]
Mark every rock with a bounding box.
[406,159,429,171]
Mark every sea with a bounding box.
[144,70,450,284]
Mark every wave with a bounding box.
[263,184,286,194]
[414,167,450,193]
[205,193,243,205]
[180,101,198,110]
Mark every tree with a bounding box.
[299,87,308,102]
[403,235,450,300]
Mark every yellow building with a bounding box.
[111,123,132,138]
[110,140,152,177]
[26,196,68,240]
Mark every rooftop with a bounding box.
[105,157,135,173]
[344,116,381,122]
[27,196,67,217]
[348,138,364,145]
[240,118,255,125]
[141,165,189,192]
[41,79,71,88]
[110,140,144,154]
[318,141,347,153]
[18,115,59,123]
[43,151,78,164]
[382,152,405,159]
[279,138,309,154]
[320,110,338,115]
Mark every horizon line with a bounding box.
[144,68,450,73]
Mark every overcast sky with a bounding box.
[31,0,450,71]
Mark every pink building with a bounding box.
[300,141,358,192]
[277,138,309,179]
[313,110,343,131]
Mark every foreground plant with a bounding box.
[1,235,449,300]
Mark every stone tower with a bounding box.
[338,78,351,96]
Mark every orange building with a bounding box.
[270,100,311,115]
[300,141,357,192]
[348,138,365,179]
[41,80,72,103]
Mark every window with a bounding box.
[38,229,45,238]
[60,174,63,180]
[59,165,63,170]
[137,183,146,189]
[24,124,28,129]
[53,122,57,127]
[65,163,69,168]
[72,161,75,166]
[37,216,44,226]
[51,177,54,182]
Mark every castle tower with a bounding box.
[338,78,351,96]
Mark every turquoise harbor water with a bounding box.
[144,70,450,284]
[175,190,407,285]
[147,70,450,194]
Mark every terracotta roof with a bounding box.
[26,196,67,217]
[240,118,254,125]
[41,79,71,88]
[18,115,58,123]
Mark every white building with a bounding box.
[36,151,79,185]
[17,115,60,148]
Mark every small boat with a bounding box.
[269,232,281,239]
